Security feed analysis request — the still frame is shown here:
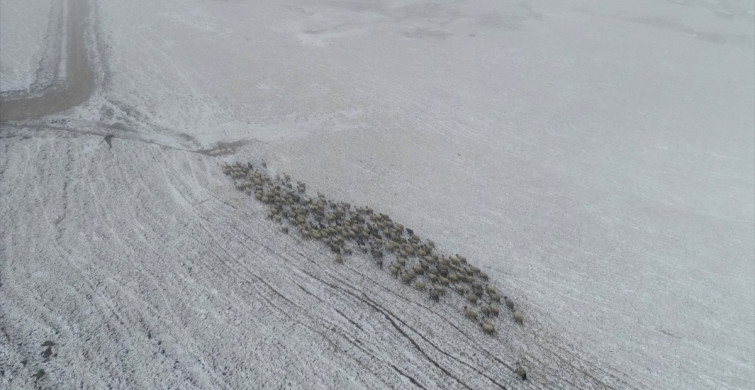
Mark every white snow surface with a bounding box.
[1,0,754,389]
[0,0,54,92]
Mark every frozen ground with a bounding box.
[1,0,754,389]
[0,0,58,94]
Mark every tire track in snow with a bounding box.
[1,132,642,389]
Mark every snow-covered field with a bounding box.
[1,0,753,389]
[0,0,59,94]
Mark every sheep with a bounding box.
[222,163,527,328]
[513,310,524,325]
[482,321,495,334]
[464,306,478,321]
[401,270,414,284]
[515,363,527,380]
[504,296,515,311]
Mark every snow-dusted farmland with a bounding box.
[0,0,57,93]
[1,0,753,389]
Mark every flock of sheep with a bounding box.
[222,162,525,339]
